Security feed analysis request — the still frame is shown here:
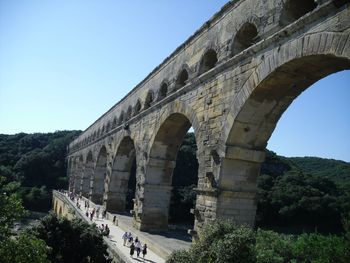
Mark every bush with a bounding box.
[33,213,111,263]
[167,220,256,263]
[168,220,350,263]
[255,229,294,263]
[292,233,349,263]
[0,233,50,263]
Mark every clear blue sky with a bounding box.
[0,0,349,162]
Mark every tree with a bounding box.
[0,176,27,240]
[0,233,50,263]
[167,220,256,263]
[0,176,50,263]
[168,220,350,263]
[34,213,111,263]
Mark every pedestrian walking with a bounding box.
[135,240,142,257]
[129,242,135,258]
[113,215,118,225]
[142,244,147,259]
[127,233,133,246]
[122,232,128,246]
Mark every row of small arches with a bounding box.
[72,0,317,150]
[74,48,218,150]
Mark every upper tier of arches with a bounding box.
[70,0,324,151]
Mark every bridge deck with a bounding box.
[64,193,191,262]
[107,212,192,259]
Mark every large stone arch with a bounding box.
[148,101,201,151]
[218,31,350,225]
[82,151,93,198]
[106,136,137,212]
[91,145,108,204]
[135,102,201,231]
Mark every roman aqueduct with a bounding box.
[67,0,350,236]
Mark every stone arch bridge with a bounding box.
[67,0,350,237]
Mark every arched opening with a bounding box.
[118,111,125,125]
[106,136,137,213]
[175,69,189,90]
[158,82,168,101]
[280,0,317,26]
[221,55,350,227]
[58,207,63,217]
[198,49,218,75]
[232,22,258,55]
[256,69,350,233]
[126,106,132,120]
[91,146,107,204]
[144,90,154,109]
[82,152,93,198]
[112,117,117,129]
[142,113,198,233]
[133,100,141,116]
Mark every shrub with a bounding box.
[167,220,256,263]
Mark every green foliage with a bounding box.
[168,220,350,263]
[0,176,27,240]
[0,233,50,263]
[256,229,350,263]
[257,150,350,232]
[255,230,294,263]
[0,176,49,262]
[167,220,256,263]
[0,131,80,212]
[170,132,198,223]
[33,213,111,263]
[20,186,51,211]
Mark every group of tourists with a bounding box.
[99,224,110,236]
[65,190,151,261]
[122,231,148,259]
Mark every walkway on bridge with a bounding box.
[66,194,191,262]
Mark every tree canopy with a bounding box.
[0,131,80,211]
[33,214,111,263]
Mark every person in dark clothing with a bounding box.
[142,244,147,259]
[129,242,135,258]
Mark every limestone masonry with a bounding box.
[66,0,350,237]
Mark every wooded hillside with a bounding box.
[0,131,349,233]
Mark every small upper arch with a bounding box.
[198,48,218,76]
[157,80,169,101]
[126,105,133,120]
[144,90,154,109]
[118,111,125,125]
[112,117,117,129]
[85,150,93,164]
[280,0,318,26]
[175,65,190,91]
[231,22,259,56]
[133,100,142,116]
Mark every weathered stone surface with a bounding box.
[66,0,350,237]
